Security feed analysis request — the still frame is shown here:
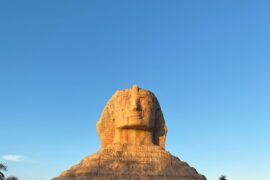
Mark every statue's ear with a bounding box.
[96,104,115,149]
[153,106,167,149]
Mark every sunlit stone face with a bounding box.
[113,85,156,131]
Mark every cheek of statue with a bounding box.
[140,98,156,130]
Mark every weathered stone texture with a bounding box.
[53,85,206,180]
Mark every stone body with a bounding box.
[53,85,206,180]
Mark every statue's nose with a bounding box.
[130,96,141,111]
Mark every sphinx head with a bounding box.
[96,85,167,149]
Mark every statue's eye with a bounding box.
[140,98,153,107]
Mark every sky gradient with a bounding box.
[0,1,270,180]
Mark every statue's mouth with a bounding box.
[127,111,142,120]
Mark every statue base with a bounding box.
[53,144,206,180]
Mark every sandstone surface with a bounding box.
[53,85,206,180]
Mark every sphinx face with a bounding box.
[113,85,156,131]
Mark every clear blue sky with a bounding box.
[0,1,269,180]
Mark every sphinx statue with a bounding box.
[53,85,206,180]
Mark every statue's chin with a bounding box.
[115,117,153,131]
[118,125,151,131]
[117,122,151,131]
